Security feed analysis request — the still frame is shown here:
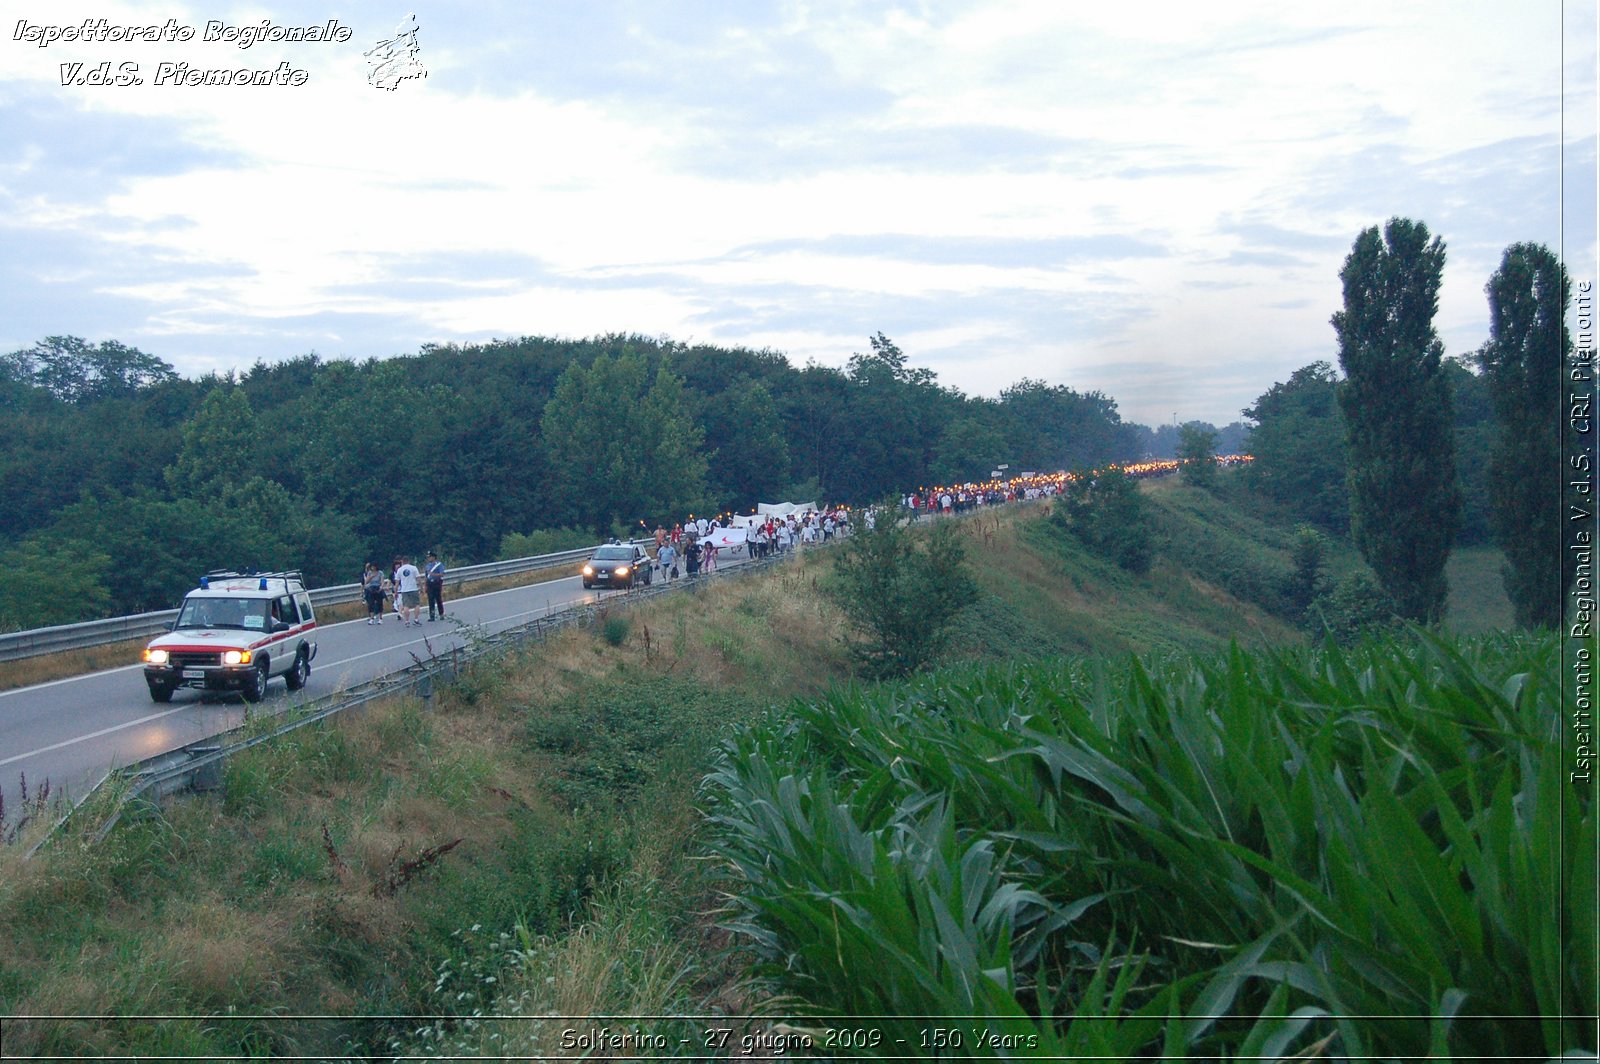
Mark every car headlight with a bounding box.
[615,566,630,576]
[222,650,253,665]
[143,649,168,665]
[582,565,594,576]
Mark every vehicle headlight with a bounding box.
[222,650,252,666]
[582,565,594,576]
[615,566,630,576]
[143,649,168,665]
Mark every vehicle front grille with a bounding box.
[168,652,222,668]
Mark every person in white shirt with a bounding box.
[394,555,423,627]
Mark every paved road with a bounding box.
[0,561,724,829]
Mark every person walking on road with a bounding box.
[362,562,385,625]
[658,541,678,581]
[424,551,446,621]
[394,555,423,627]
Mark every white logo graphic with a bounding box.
[364,13,426,90]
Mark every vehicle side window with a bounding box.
[276,595,298,623]
[296,593,313,621]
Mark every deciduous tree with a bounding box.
[703,377,789,508]
[542,350,709,535]
[1242,362,1349,532]
[1177,422,1219,489]
[0,335,177,403]
[165,385,260,497]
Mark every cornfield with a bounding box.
[702,631,1595,1060]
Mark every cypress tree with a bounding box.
[1331,217,1460,622]
[1478,242,1570,628]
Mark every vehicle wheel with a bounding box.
[284,649,310,691]
[643,567,653,586]
[241,660,268,703]
[147,681,174,704]
[582,580,592,589]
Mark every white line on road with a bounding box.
[0,596,588,763]
[0,707,189,767]
[0,579,586,703]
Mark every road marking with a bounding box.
[0,604,584,760]
[0,662,146,699]
[0,577,591,702]
[0,577,617,766]
[0,707,189,767]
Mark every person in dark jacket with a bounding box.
[362,561,385,625]
[424,551,446,621]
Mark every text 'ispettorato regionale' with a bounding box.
[15,18,353,87]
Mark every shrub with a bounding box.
[497,526,597,561]
[825,505,976,679]
[1052,469,1153,573]
[600,614,631,647]
[1307,569,1400,641]
[1285,523,1330,618]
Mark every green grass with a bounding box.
[0,640,746,1058]
[1445,545,1516,635]
[970,483,1303,661]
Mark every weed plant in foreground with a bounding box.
[703,629,1595,1061]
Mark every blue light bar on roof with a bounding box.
[199,576,210,589]
[260,578,268,590]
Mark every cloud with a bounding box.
[0,0,1586,429]
[0,86,240,203]
[723,232,1168,267]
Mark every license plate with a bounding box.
[182,668,205,679]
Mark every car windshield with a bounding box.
[593,547,634,561]
[177,596,270,630]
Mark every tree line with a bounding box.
[1242,226,1577,630]
[0,332,1149,626]
[2,225,1576,633]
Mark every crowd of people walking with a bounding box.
[354,457,1247,627]
[647,507,853,580]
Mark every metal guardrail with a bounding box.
[34,544,797,856]
[0,539,654,664]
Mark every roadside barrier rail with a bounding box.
[28,544,797,857]
[0,540,654,664]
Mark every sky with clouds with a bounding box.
[1,0,1594,427]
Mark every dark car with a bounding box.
[581,544,653,590]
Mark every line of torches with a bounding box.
[635,455,1254,532]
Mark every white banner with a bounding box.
[756,501,817,519]
[698,526,747,548]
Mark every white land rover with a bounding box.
[141,570,319,703]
